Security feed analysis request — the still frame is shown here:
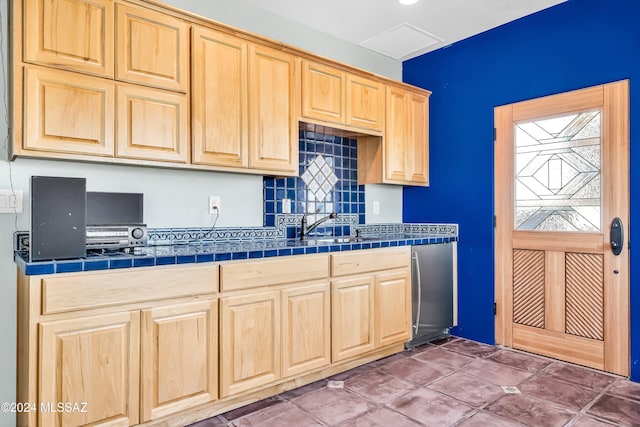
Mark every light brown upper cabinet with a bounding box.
[116,3,189,92]
[23,0,115,77]
[192,28,298,174]
[301,60,346,125]
[358,84,430,186]
[192,26,248,168]
[116,84,189,163]
[247,44,299,173]
[346,74,385,132]
[301,60,384,133]
[23,65,115,157]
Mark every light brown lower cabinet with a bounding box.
[219,290,282,398]
[375,270,412,347]
[140,300,218,422]
[331,269,411,363]
[332,276,375,362]
[219,282,332,398]
[18,249,412,426]
[39,311,140,427]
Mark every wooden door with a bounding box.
[39,311,140,426]
[282,283,331,378]
[247,44,298,173]
[495,81,630,375]
[375,270,412,347]
[23,66,115,157]
[192,26,248,168]
[331,276,375,362]
[116,84,189,163]
[116,3,189,92]
[24,0,114,77]
[346,74,384,131]
[140,300,218,422]
[220,291,281,397]
[407,91,430,185]
[301,60,346,124]
[384,86,408,183]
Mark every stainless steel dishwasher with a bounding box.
[406,242,458,348]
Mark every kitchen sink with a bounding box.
[306,236,376,244]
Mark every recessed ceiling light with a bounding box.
[398,0,419,5]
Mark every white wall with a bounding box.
[0,0,402,420]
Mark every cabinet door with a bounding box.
[282,283,331,377]
[346,74,384,132]
[116,84,189,163]
[220,291,281,397]
[39,311,139,427]
[301,60,345,124]
[23,66,115,157]
[247,44,298,173]
[141,300,218,422]
[192,26,248,167]
[375,270,412,347]
[116,3,189,92]
[384,85,409,183]
[408,92,429,185]
[24,0,114,77]
[332,276,375,362]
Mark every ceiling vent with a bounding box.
[360,23,442,60]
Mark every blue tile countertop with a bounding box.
[14,223,458,276]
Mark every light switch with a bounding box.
[0,189,24,213]
[372,200,380,215]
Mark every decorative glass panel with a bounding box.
[514,110,601,231]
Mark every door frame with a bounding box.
[494,81,630,376]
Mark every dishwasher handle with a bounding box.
[412,250,422,337]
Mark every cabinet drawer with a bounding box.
[41,264,218,314]
[220,254,329,291]
[331,247,411,277]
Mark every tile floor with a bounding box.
[189,337,640,427]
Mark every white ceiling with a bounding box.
[242,0,567,60]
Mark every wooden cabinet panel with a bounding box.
[221,254,329,291]
[220,291,281,397]
[116,84,189,163]
[141,300,218,421]
[39,311,140,426]
[331,246,411,277]
[346,74,384,132]
[24,0,114,77]
[23,66,115,157]
[408,92,429,184]
[383,85,430,186]
[301,60,345,124]
[248,44,298,173]
[331,276,375,362]
[192,26,248,167]
[282,283,331,377]
[116,3,189,92]
[375,270,412,347]
[41,264,218,314]
[385,85,409,183]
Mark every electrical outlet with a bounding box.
[0,189,24,213]
[372,200,380,215]
[282,198,291,214]
[209,196,221,214]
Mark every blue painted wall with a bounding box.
[402,0,640,381]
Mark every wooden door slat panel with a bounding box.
[512,249,545,329]
[565,253,604,341]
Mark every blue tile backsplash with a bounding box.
[264,127,366,238]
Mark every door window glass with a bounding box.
[514,110,601,231]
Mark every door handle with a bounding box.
[610,217,623,256]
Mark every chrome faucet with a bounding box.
[300,211,337,240]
